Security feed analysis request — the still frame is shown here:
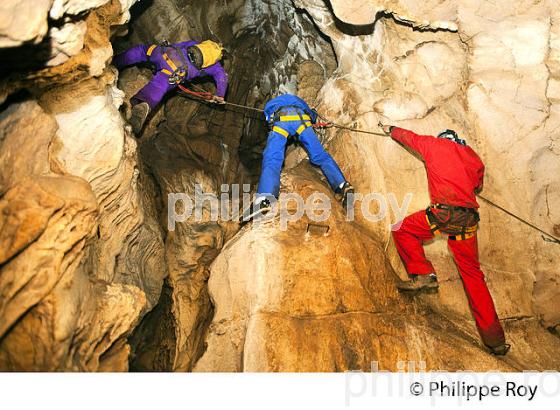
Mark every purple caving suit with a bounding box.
[113,41,228,109]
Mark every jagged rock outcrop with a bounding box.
[0,0,135,102]
[0,0,166,371]
[0,0,52,47]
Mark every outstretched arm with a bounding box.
[175,40,198,48]
[386,126,434,160]
[113,44,150,69]
[203,63,229,98]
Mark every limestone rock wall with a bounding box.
[0,0,167,371]
[195,164,560,371]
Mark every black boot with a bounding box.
[396,273,439,293]
[337,182,355,210]
[487,343,510,356]
[240,198,272,223]
[130,102,150,135]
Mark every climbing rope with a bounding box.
[178,84,264,113]
[315,112,387,137]
[178,84,385,134]
[477,195,560,244]
[328,123,387,137]
[175,86,560,245]
[178,84,214,101]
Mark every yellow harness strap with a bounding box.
[147,44,157,56]
[296,121,312,135]
[272,126,290,138]
[162,52,178,72]
[146,44,186,82]
[426,215,441,236]
[279,115,311,122]
[448,233,476,241]
[272,120,312,138]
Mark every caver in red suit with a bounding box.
[387,126,508,355]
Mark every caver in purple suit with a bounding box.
[113,41,228,109]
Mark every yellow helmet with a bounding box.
[195,40,224,68]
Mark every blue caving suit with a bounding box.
[257,94,347,199]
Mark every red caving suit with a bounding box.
[390,127,505,348]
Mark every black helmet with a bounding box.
[437,129,466,146]
[187,46,204,69]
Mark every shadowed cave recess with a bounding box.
[0,0,559,372]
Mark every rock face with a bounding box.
[194,164,560,371]
[0,0,166,371]
[298,0,560,334]
[0,0,52,47]
[0,0,559,371]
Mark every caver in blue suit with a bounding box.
[257,94,347,199]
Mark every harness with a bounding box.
[270,105,313,138]
[147,41,190,85]
[426,203,480,241]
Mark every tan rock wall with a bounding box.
[293,0,560,330]
[0,0,166,371]
[0,0,558,371]
[195,0,560,371]
[195,165,560,371]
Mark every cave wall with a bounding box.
[0,0,558,372]
[0,0,167,371]
[295,0,560,330]
[194,163,560,372]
